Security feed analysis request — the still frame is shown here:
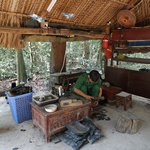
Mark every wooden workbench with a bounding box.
[31,98,91,142]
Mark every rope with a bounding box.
[60,49,66,73]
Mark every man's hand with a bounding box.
[85,95,94,101]
[98,88,102,98]
[74,88,94,100]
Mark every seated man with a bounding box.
[73,70,102,100]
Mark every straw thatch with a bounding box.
[0,0,149,49]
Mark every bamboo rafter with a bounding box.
[0,0,149,49]
[0,10,29,18]
[111,0,128,5]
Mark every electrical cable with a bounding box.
[60,50,66,73]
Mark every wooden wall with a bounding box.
[105,66,150,98]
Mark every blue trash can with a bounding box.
[5,92,33,123]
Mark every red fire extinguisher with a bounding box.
[104,43,112,59]
[102,36,109,49]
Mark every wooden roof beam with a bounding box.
[126,0,141,9]
[24,35,96,42]
[0,26,104,39]
[111,0,128,5]
[0,10,29,17]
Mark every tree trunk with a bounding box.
[50,42,66,73]
[84,41,90,59]
[98,41,104,73]
[16,49,27,85]
[29,42,33,73]
[115,112,140,134]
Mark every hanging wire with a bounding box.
[60,49,66,73]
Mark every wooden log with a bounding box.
[0,27,104,39]
[115,112,140,134]
[25,35,95,42]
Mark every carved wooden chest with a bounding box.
[31,100,91,142]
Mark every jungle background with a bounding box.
[0,40,102,91]
[0,40,150,92]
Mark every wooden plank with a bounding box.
[105,66,150,99]
[112,28,150,41]
[128,70,150,98]
[113,47,150,53]
[0,10,29,18]
[113,58,150,64]
[111,0,127,5]
[0,26,104,39]
[126,0,140,9]
[24,35,96,42]
[40,0,52,18]
[105,66,128,91]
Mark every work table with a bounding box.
[31,97,91,142]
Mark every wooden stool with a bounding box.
[116,91,132,111]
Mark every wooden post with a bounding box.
[16,49,27,85]
[50,42,66,73]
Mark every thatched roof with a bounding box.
[0,0,149,49]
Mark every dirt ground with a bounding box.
[0,94,150,150]
[1,77,150,150]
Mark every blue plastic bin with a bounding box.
[5,92,33,123]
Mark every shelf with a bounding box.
[113,57,150,64]
[115,47,150,50]
[113,47,150,54]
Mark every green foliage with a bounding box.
[0,42,51,79]
[23,42,51,78]
[66,40,101,71]
[0,47,16,79]
[0,40,101,80]
[2,40,149,80]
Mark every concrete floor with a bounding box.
[0,95,150,150]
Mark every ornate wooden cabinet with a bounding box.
[31,100,91,142]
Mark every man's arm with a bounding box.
[74,87,94,100]
[98,88,102,98]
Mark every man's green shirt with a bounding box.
[74,73,101,90]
